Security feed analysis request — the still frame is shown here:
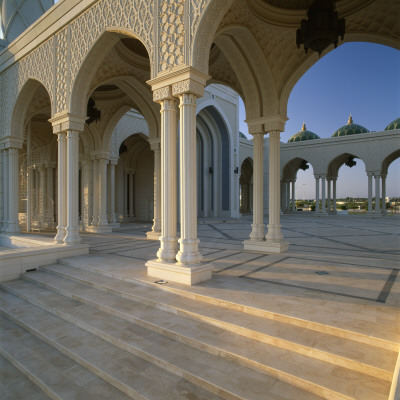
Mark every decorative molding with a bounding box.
[153,86,173,102]
[158,0,185,73]
[172,79,204,97]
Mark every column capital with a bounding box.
[153,86,174,102]
[0,136,24,150]
[172,79,204,97]
[45,161,57,169]
[49,112,85,134]
[246,114,287,135]
[109,157,119,165]
[149,140,161,151]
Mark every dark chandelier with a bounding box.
[296,0,345,56]
[86,97,101,125]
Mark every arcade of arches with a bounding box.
[1,0,399,286]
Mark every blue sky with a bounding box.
[239,42,400,198]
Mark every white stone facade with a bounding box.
[0,0,399,284]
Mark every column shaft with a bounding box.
[6,148,20,232]
[321,177,326,213]
[98,158,108,226]
[108,163,116,224]
[91,159,99,225]
[64,130,81,245]
[2,150,9,232]
[157,98,178,261]
[129,173,134,218]
[176,93,201,264]
[55,133,66,242]
[266,131,284,242]
[47,166,54,226]
[291,180,296,212]
[333,179,337,213]
[381,176,386,215]
[249,133,265,240]
[367,174,373,214]
[152,147,161,233]
[327,179,331,212]
[374,175,381,214]
[315,177,320,213]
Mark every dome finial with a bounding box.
[348,114,353,124]
[302,121,306,131]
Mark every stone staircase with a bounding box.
[0,255,397,400]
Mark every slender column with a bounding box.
[108,162,117,224]
[98,157,109,226]
[64,130,81,245]
[123,170,128,218]
[91,158,99,225]
[367,174,373,214]
[332,178,337,213]
[54,132,67,242]
[327,179,331,212]
[381,175,386,215]
[286,181,290,211]
[265,130,285,243]
[0,150,3,231]
[150,143,161,234]
[129,172,134,218]
[39,166,46,226]
[1,150,8,232]
[374,175,381,214]
[80,158,90,228]
[291,180,296,212]
[6,148,20,232]
[315,177,320,213]
[155,97,179,261]
[321,177,326,213]
[46,164,54,226]
[248,132,265,240]
[176,92,202,264]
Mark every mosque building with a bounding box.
[0,1,400,399]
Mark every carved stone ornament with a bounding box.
[153,86,173,102]
[172,79,204,97]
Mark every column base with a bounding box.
[244,239,289,254]
[85,225,114,233]
[146,230,161,240]
[63,227,81,245]
[54,226,66,243]
[5,222,20,233]
[146,259,213,285]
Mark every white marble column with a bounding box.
[156,96,178,261]
[108,161,117,224]
[321,177,326,214]
[286,181,290,211]
[46,163,55,227]
[39,165,46,226]
[381,175,387,215]
[147,142,161,239]
[265,130,287,251]
[291,180,296,212]
[80,158,91,229]
[247,132,265,241]
[1,149,8,232]
[176,92,202,264]
[6,148,20,233]
[98,157,109,226]
[64,129,81,245]
[0,150,3,231]
[315,177,320,213]
[327,179,332,212]
[374,175,381,214]
[91,158,99,225]
[367,174,373,214]
[332,178,337,214]
[129,172,134,218]
[54,132,67,242]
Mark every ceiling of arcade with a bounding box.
[206,0,400,118]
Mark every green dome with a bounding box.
[288,123,320,143]
[332,115,369,137]
[384,118,400,131]
[239,131,247,139]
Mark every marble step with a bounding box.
[59,255,399,352]
[4,272,391,400]
[0,284,321,400]
[0,315,132,400]
[0,290,224,400]
[0,354,52,400]
[40,263,396,381]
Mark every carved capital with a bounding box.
[149,140,161,150]
[153,86,173,102]
[49,112,85,134]
[172,79,204,97]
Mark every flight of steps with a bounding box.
[0,255,397,400]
